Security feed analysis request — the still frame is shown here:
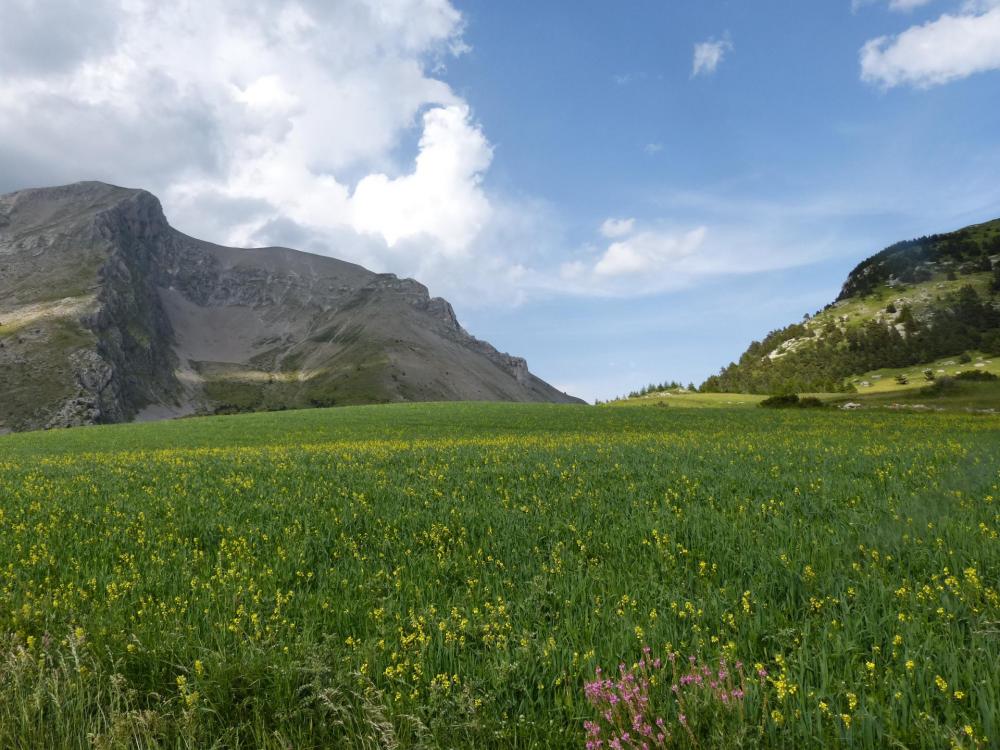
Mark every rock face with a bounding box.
[0,181,583,431]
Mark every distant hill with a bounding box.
[700,218,1000,394]
[0,182,582,432]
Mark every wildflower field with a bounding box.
[0,403,998,748]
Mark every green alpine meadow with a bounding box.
[1,403,998,748]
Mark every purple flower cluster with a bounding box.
[583,647,751,749]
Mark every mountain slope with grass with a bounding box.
[0,182,581,432]
[701,218,1000,394]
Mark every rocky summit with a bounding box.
[0,181,582,431]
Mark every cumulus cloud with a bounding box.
[599,217,635,238]
[860,4,1000,87]
[351,105,492,254]
[692,36,733,77]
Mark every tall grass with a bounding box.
[0,403,997,747]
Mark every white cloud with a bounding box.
[599,217,635,238]
[644,142,664,155]
[554,223,715,296]
[852,0,936,11]
[350,104,492,254]
[542,199,859,299]
[594,228,707,277]
[861,5,1000,87]
[692,36,733,77]
[889,0,935,9]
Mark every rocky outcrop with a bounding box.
[88,192,182,420]
[44,350,120,428]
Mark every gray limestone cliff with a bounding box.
[0,182,583,432]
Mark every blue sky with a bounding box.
[1,0,999,401]
[447,0,1000,399]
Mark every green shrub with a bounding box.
[759,394,800,408]
[759,394,824,409]
[921,376,957,396]
[954,369,998,382]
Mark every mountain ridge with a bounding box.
[0,181,582,432]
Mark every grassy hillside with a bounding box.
[1,403,999,748]
[700,218,1000,395]
[604,389,766,409]
[848,352,999,392]
[610,359,1000,413]
[842,379,1000,412]
[0,314,98,431]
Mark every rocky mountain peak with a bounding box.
[0,181,582,432]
